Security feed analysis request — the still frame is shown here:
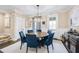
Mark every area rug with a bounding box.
[0,40,18,49]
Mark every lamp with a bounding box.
[33,5,41,18]
[36,5,41,30]
[32,5,41,31]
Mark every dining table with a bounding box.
[27,32,48,40]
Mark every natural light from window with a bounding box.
[49,16,57,30]
[49,20,56,30]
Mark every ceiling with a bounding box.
[0,5,74,16]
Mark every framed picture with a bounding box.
[42,21,45,24]
[71,17,79,26]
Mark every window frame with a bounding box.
[48,14,58,31]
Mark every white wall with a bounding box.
[0,14,4,33]
[54,28,69,39]
[14,16,26,40]
[69,6,79,32]
[47,13,69,39]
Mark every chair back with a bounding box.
[19,31,26,42]
[26,34,40,48]
[47,30,52,34]
[37,30,42,32]
[27,30,33,33]
[45,33,54,45]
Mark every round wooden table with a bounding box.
[27,32,48,40]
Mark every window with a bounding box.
[49,17,57,30]
[4,14,10,28]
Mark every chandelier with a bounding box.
[33,5,41,18]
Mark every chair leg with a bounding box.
[36,48,38,53]
[20,42,22,50]
[47,46,49,53]
[52,43,54,50]
[26,46,28,53]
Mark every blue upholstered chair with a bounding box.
[26,34,40,53]
[27,30,33,33]
[37,30,42,32]
[44,33,54,53]
[19,31,27,50]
